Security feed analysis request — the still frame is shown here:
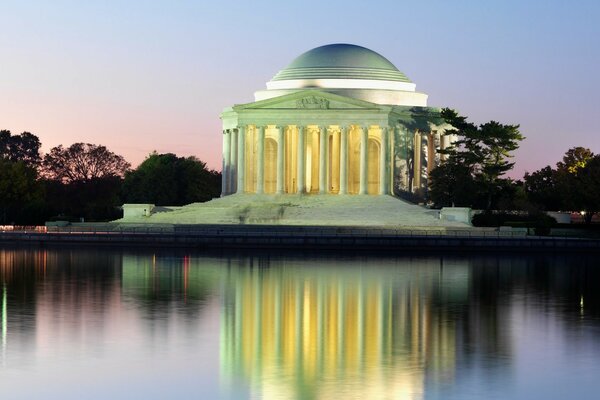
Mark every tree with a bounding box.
[556,147,593,174]
[0,159,43,224]
[524,147,599,223]
[42,143,130,183]
[432,109,524,210]
[577,155,600,223]
[122,153,221,206]
[0,130,41,167]
[428,158,477,207]
[40,143,130,222]
[523,166,563,210]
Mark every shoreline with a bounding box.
[1,225,599,252]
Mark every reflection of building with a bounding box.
[221,258,469,399]
[2,284,6,364]
[221,44,454,196]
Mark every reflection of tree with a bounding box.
[0,247,122,362]
[120,253,220,319]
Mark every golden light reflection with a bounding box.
[221,264,463,400]
[2,284,6,365]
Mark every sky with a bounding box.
[1,0,599,178]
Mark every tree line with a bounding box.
[0,130,221,224]
[428,109,600,224]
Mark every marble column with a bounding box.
[413,130,421,191]
[297,126,305,194]
[237,126,245,194]
[221,130,230,196]
[319,126,327,194]
[256,126,265,194]
[339,126,348,195]
[276,125,285,194]
[359,126,368,195]
[379,127,389,195]
[390,126,397,193]
[230,129,238,194]
[427,132,436,174]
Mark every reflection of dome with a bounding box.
[271,43,412,84]
[255,43,427,106]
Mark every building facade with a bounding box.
[220,44,453,197]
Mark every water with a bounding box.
[1,247,599,399]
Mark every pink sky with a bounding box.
[1,1,599,178]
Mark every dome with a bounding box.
[255,43,427,107]
[271,44,412,83]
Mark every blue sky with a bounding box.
[1,0,599,177]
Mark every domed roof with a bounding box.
[271,43,411,83]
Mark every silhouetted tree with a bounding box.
[0,159,43,224]
[428,158,477,207]
[577,155,600,223]
[523,166,563,210]
[41,143,129,221]
[42,142,130,183]
[430,109,524,210]
[122,153,220,206]
[0,130,41,167]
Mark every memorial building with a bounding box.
[220,43,453,197]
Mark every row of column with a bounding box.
[222,125,391,196]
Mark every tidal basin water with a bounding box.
[1,247,599,399]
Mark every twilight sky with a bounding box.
[1,0,599,178]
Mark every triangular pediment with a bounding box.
[233,90,388,111]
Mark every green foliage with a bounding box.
[524,147,600,223]
[122,153,221,206]
[428,158,477,207]
[430,109,524,209]
[557,147,593,174]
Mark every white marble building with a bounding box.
[220,44,453,197]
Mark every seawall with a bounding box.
[1,226,599,252]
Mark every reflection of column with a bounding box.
[413,131,421,191]
[339,126,348,195]
[221,130,230,196]
[237,126,245,194]
[359,126,368,195]
[297,126,305,194]
[230,129,238,193]
[319,126,327,194]
[337,284,346,368]
[379,127,389,195]
[256,126,265,194]
[276,126,285,194]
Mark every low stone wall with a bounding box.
[2,228,599,252]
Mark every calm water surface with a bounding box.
[0,246,599,399]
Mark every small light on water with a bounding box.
[580,295,584,308]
